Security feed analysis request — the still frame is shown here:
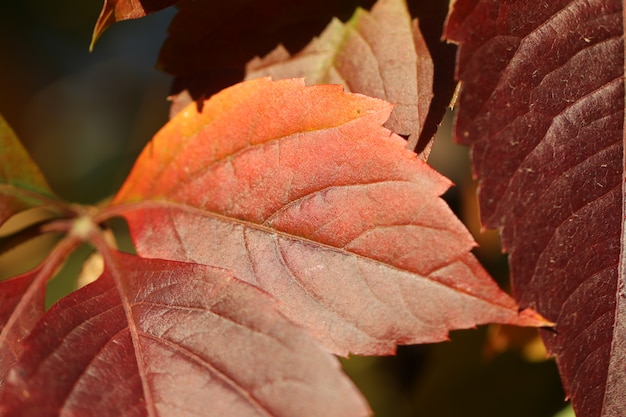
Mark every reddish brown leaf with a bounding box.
[113,77,548,356]
[404,0,458,155]
[0,237,79,391]
[0,271,44,391]
[245,0,433,155]
[159,0,456,126]
[0,250,369,417]
[160,0,372,105]
[91,0,178,49]
[0,115,59,227]
[162,0,457,154]
[444,1,624,416]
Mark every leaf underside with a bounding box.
[444,1,624,416]
[0,251,369,417]
[114,77,547,357]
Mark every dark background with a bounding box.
[0,1,570,416]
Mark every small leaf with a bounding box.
[245,0,434,152]
[91,0,178,50]
[114,78,548,356]
[444,1,623,416]
[0,251,369,417]
[0,115,57,227]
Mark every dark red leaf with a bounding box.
[159,0,456,130]
[245,0,433,155]
[0,271,44,391]
[444,1,624,415]
[160,0,372,105]
[112,77,549,356]
[0,236,78,391]
[0,250,369,417]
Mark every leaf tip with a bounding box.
[90,3,115,51]
[517,308,555,328]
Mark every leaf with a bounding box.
[113,77,548,356]
[159,0,456,131]
[245,0,433,154]
[444,1,624,416]
[0,250,369,417]
[0,271,45,391]
[160,0,371,105]
[91,0,178,50]
[0,115,57,227]
[0,235,78,391]
[404,0,458,155]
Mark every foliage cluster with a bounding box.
[0,1,623,416]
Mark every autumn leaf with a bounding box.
[0,249,369,417]
[0,115,60,227]
[245,0,433,154]
[157,0,456,131]
[444,1,624,416]
[160,0,372,106]
[91,0,179,50]
[113,77,548,356]
[0,271,44,392]
[0,237,79,391]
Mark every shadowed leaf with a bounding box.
[160,0,374,106]
[114,77,548,356]
[245,0,433,155]
[444,1,624,416]
[0,251,369,417]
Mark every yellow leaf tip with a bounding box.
[518,308,555,328]
[90,4,115,52]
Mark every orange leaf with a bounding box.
[114,78,549,356]
[245,0,434,154]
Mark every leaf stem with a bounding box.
[0,219,62,258]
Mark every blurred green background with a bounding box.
[0,1,173,203]
[0,1,571,416]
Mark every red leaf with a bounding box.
[113,77,548,356]
[0,250,369,417]
[404,0,458,155]
[444,1,624,415]
[159,0,457,137]
[0,115,59,227]
[160,0,371,104]
[0,271,44,391]
[245,0,433,154]
[0,237,78,391]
